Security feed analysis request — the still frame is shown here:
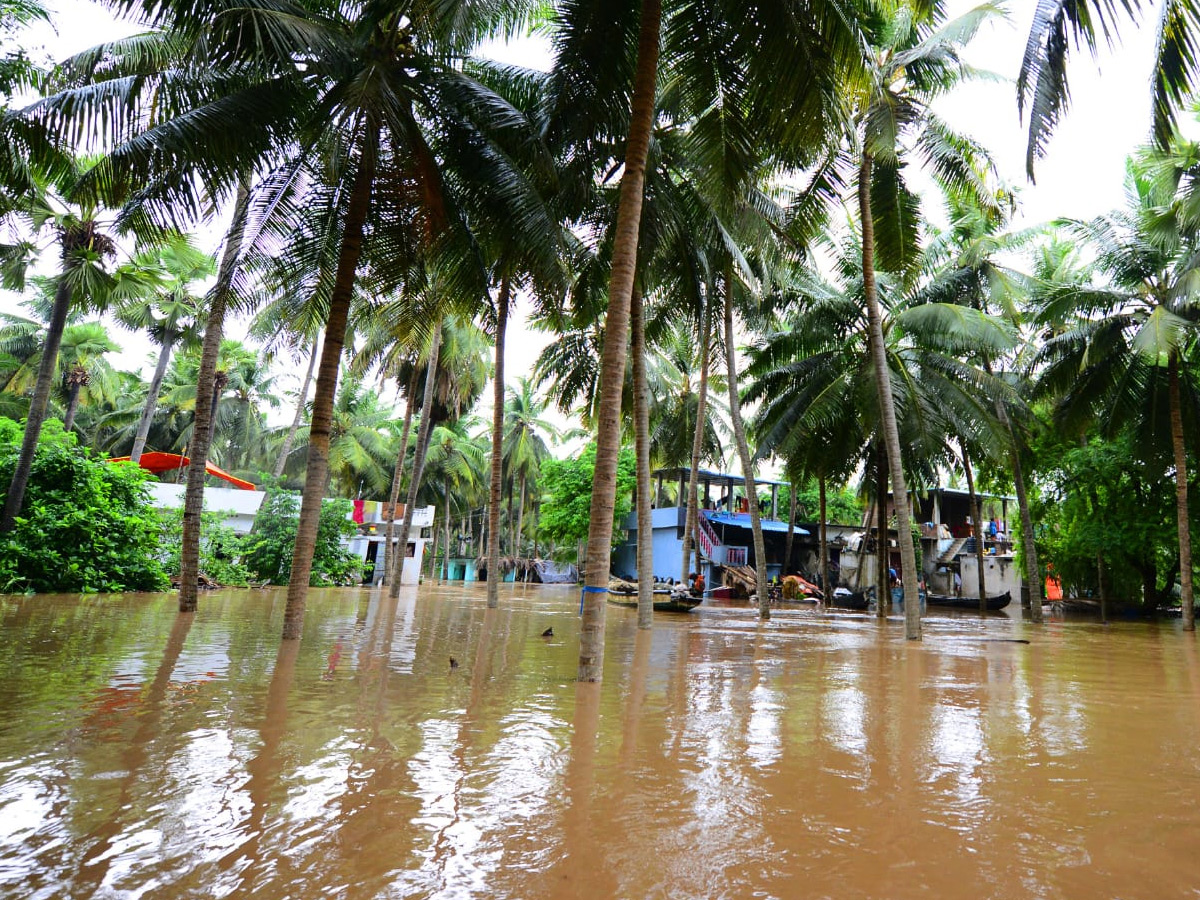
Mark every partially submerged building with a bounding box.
[611,467,1022,601]
[612,467,807,590]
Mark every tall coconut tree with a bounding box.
[42,0,555,635]
[551,0,862,679]
[113,234,212,462]
[842,0,1004,637]
[503,376,557,559]
[1034,144,1200,629]
[0,159,118,532]
[1019,0,1200,177]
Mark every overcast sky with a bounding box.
[3,0,1179,444]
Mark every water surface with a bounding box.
[1,584,1197,899]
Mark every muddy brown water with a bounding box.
[1,584,1198,899]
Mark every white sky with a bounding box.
[0,0,1178,449]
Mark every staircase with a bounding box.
[696,512,721,560]
[937,537,969,565]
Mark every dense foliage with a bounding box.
[158,508,251,587]
[240,483,361,586]
[0,417,168,593]
[539,444,637,557]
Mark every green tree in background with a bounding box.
[539,443,636,563]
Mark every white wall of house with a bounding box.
[146,483,265,533]
[147,483,434,585]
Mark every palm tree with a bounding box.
[422,416,487,581]
[503,376,557,559]
[44,0,554,635]
[289,376,397,498]
[1019,0,1200,177]
[1034,144,1200,628]
[846,1,1003,637]
[0,159,118,532]
[113,234,212,462]
[55,321,119,433]
[747,236,1014,605]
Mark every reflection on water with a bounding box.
[1,585,1199,899]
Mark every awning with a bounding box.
[109,452,257,491]
[706,511,808,535]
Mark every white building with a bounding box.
[146,484,435,585]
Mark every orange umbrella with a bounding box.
[109,452,257,491]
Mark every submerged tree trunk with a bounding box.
[178,179,251,612]
[859,154,921,638]
[441,483,451,583]
[131,331,176,464]
[1005,413,1043,624]
[1170,355,1195,630]
[283,130,378,640]
[578,0,662,683]
[488,279,509,609]
[784,487,796,576]
[681,294,710,583]
[963,447,988,613]
[382,365,420,586]
[389,324,442,600]
[1,274,74,533]
[1097,552,1109,624]
[631,285,654,629]
[272,336,319,479]
[515,471,527,561]
[876,446,889,619]
[819,475,830,602]
[724,280,769,619]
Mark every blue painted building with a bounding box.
[612,467,808,588]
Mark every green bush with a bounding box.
[0,418,169,593]
[240,483,361,586]
[158,508,252,587]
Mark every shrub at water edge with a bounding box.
[0,417,168,593]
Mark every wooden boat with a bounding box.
[828,590,869,610]
[926,591,1012,611]
[607,590,703,613]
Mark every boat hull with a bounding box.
[607,592,702,613]
[926,591,1012,611]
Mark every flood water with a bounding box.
[1,584,1199,899]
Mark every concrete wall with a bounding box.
[146,483,264,534]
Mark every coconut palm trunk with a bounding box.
[1169,354,1195,631]
[1010,432,1043,622]
[487,279,509,608]
[724,284,769,619]
[859,155,921,639]
[272,336,319,478]
[578,0,662,683]
[0,274,74,533]
[382,365,421,585]
[62,368,87,432]
[962,447,988,613]
[680,294,710,583]
[389,324,442,600]
[876,446,889,619]
[443,484,452,584]
[1000,404,1043,623]
[515,471,527,561]
[631,284,654,628]
[819,475,830,601]
[179,179,251,612]
[131,330,177,463]
[283,130,378,640]
[784,486,796,576]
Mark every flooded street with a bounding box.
[1,584,1198,899]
